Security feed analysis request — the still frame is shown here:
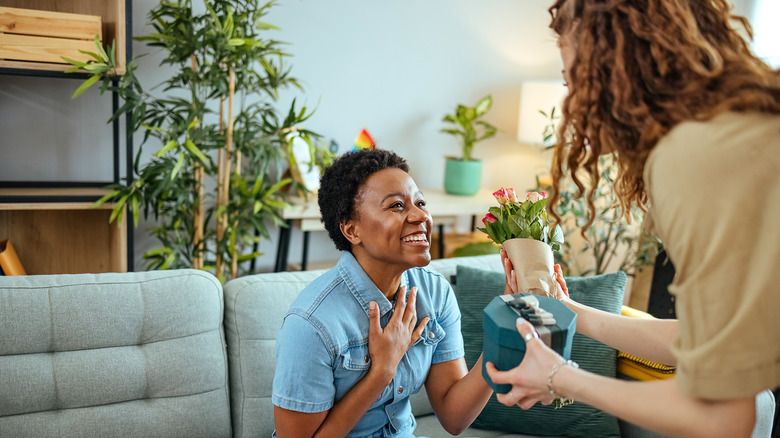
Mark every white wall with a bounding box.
[0,0,759,273]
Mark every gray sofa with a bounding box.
[1,254,775,437]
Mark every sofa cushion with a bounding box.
[454,265,626,438]
[223,269,327,438]
[0,269,231,438]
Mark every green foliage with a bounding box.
[453,241,501,258]
[440,94,498,161]
[69,0,333,279]
[476,193,564,252]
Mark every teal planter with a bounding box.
[444,158,482,196]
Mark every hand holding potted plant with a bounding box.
[477,188,564,297]
[440,95,498,196]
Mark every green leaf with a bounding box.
[77,50,102,61]
[263,178,291,199]
[95,35,109,62]
[263,198,288,210]
[184,139,209,164]
[474,95,492,117]
[90,190,120,209]
[237,251,263,263]
[155,140,178,157]
[71,74,101,99]
[228,38,245,46]
[61,57,87,68]
[131,195,140,228]
[171,152,184,180]
[109,194,129,224]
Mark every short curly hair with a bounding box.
[318,149,409,252]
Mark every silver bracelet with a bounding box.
[546,359,578,408]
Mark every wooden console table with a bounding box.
[273,188,496,272]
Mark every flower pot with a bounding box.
[502,238,556,296]
[444,158,482,196]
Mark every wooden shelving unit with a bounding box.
[0,0,126,74]
[0,0,132,275]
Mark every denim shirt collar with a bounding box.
[336,251,407,318]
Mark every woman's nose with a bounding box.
[408,205,429,222]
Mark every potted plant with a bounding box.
[440,94,497,195]
[65,0,332,281]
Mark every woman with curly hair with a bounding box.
[272,149,495,437]
[489,0,780,436]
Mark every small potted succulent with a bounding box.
[440,94,498,195]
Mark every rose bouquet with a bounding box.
[478,188,563,249]
[477,188,564,296]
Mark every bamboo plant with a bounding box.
[66,0,332,281]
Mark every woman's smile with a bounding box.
[401,231,429,245]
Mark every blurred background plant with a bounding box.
[535,108,660,277]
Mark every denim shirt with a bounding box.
[272,251,465,438]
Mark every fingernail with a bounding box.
[370,301,376,310]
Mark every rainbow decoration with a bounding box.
[353,128,376,151]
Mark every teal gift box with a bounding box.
[482,293,577,393]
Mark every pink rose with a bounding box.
[492,188,509,205]
[482,212,497,224]
[506,188,518,203]
[526,191,546,202]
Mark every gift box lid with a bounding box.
[482,293,576,354]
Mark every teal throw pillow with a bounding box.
[454,265,626,438]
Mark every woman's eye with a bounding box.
[390,202,403,209]
[416,200,427,209]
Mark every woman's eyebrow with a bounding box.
[381,191,423,202]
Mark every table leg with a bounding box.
[301,231,310,271]
[437,223,445,259]
[250,227,260,272]
[274,219,294,272]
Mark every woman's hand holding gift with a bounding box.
[486,318,574,409]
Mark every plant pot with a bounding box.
[502,238,556,296]
[444,158,482,196]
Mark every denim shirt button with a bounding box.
[397,386,404,394]
[428,331,435,339]
[364,355,369,363]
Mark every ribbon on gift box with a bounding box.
[499,294,558,349]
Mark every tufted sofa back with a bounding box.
[0,269,232,438]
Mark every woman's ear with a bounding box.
[340,220,362,246]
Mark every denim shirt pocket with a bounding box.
[417,318,446,347]
[340,343,372,371]
[334,343,392,403]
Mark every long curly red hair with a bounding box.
[547,0,780,230]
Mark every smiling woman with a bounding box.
[272,149,498,437]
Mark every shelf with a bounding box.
[0,0,126,74]
[0,187,112,204]
[0,203,127,274]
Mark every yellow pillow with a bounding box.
[616,306,676,381]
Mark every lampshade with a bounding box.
[517,80,568,145]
